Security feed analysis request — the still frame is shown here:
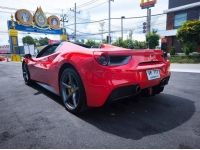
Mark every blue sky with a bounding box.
[0,0,169,45]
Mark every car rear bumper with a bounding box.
[107,76,170,103]
[84,63,171,107]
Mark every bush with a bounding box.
[177,20,200,55]
[170,55,200,63]
[146,30,160,49]
[112,38,147,49]
[170,47,176,56]
[182,42,196,56]
[133,40,147,49]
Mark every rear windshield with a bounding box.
[71,42,100,48]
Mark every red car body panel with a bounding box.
[24,42,170,107]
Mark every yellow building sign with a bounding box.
[140,0,157,9]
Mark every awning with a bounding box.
[158,29,177,37]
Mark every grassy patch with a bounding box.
[170,55,200,64]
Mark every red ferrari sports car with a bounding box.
[22,42,170,114]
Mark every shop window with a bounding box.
[174,13,187,28]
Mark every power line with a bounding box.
[79,1,107,11]
[0,10,13,14]
[76,0,100,8]
[0,5,61,15]
[76,29,140,37]
[76,15,130,30]
[66,13,166,26]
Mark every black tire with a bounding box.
[22,63,32,85]
[59,67,87,114]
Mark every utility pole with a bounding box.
[99,22,105,42]
[108,0,114,44]
[129,29,133,40]
[121,16,125,40]
[70,3,80,42]
[60,9,68,28]
[147,8,151,34]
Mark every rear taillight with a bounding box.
[98,54,110,66]
[94,52,132,66]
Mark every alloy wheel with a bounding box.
[61,71,80,110]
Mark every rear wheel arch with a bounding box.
[58,63,87,113]
[58,63,86,95]
[58,63,76,86]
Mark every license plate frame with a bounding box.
[146,69,160,80]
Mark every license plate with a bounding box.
[146,69,160,80]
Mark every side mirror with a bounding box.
[24,54,32,59]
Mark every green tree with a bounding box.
[133,40,147,49]
[177,20,200,55]
[102,39,107,44]
[146,30,160,49]
[38,37,49,46]
[85,40,100,48]
[112,38,125,47]
[123,39,134,49]
[22,36,35,45]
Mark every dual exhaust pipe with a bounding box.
[135,85,141,94]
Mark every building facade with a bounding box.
[164,0,200,53]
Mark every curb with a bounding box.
[171,69,200,73]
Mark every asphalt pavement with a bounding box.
[0,62,200,148]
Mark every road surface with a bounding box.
[0,62,200,148]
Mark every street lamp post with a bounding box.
[60,9,68,28]
[108,0,114,44]
[121,16,125,40]
[99,22,105,42]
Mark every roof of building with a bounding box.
[164,2,200,13]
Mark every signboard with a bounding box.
[0,45,10,54]
[7,20,64,35]
[8,7,65,35]
[7,7,67,55]
[140,0,157,9]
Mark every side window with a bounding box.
[174,13,187,28]
[36,45,59,58]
